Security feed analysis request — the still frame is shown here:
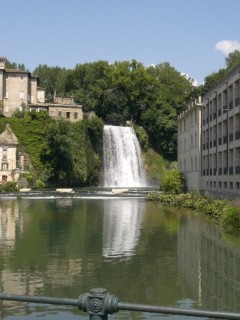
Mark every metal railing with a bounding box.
[0,288,240,320]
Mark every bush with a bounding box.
[0,181,18,192]
[221,206,240,233]
[161,169,182,194]
[35,179,46,189]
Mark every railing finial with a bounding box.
[78,288,119,320]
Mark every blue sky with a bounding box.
[1,0,240,84]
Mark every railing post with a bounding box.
[78,288,119,320]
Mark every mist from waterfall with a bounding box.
[103,125,147,188]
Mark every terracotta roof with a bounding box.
[0,124,18,145]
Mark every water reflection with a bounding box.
[178,215,240,312]
[103,199,145,258]
[0,198,239,320]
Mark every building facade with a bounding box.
[0,124,18,182]
[177,97,202,191]
[178,65,240,198]
[0,57,45,117]
[201,65,240,198]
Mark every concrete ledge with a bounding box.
[56,188,74,193]
[19,188,32,192]
[112,188,129,194]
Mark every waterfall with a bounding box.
[103,125,147,188]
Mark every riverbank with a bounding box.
[146,192,240,233]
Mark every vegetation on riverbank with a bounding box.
[146,191,240,233]
[0,113,103,188]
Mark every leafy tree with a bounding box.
[225,50,240,71]
[33,65,69,100]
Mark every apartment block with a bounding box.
[177,97,202,191]
[202,65,240,198]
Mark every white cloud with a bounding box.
[215,40,240,56]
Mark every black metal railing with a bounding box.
[0,288,240,320]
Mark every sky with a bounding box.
[1,0,240,85]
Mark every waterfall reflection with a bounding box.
[103,199,145,259]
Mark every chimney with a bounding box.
[0,57,6,70]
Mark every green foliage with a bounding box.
[0,113,103,188]
[146,192,240,233]
[0,181,18,192]
[221,206,240,233]
[33,59,195,156]
[35,179,46,189]
[160,169,182,194]
[134,125,150,151]
[143,148,167,185]
[202,50,240,94]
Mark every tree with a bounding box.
[225,50,240,71]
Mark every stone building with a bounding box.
[0,57,45,117]
[177,97,202,191]
[48,92,83,122]
[0,124,18,182]
[0,56,83,122]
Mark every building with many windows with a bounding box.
[201,64,240,198]
[177,97,202,191]
[178,64,240,198]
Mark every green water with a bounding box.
[0,196,239,320]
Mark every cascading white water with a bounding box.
[103,125,147,187]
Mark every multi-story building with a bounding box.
[177,97,202,191]
[0,56,83,122]
[0,57,45,117]
[178,64,240,199]
[201,64,240,198]
[0,124,18,182]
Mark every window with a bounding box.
[20,74,24,80]
[2,163,8,170]
[2,146,7,160]
[74,112,78,119]
[66,112,70,119]
[20,91,24,100]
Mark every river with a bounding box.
[0,195,239,320]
